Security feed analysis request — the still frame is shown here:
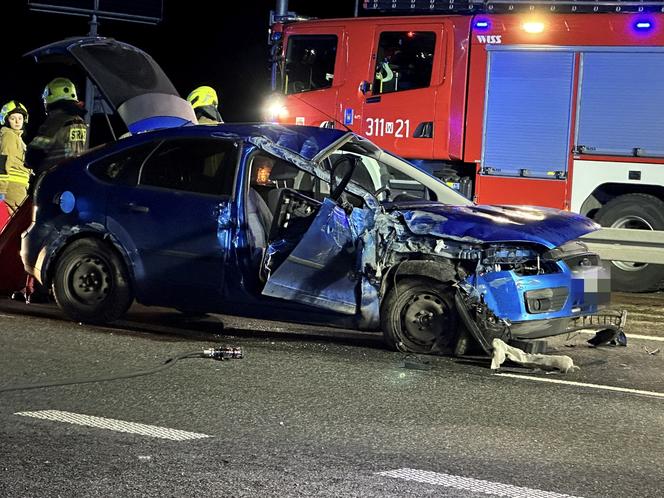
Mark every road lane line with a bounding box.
[575,330,664,342]
[623,333,664,342]
[15,410,211,441]
[496,373,664,399]
[377,468,582,497]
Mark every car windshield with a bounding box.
[325,146,473,206]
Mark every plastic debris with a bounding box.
[491,338,579,373]
[644,347,660,356]
[400,355,432,371]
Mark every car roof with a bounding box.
[92,123,351,162]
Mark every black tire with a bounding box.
[380,278,457,353]
[52,238,133,323]
[595,193,664,292]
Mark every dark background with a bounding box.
[2,1,357,139]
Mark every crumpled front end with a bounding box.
[459,240,611,340]
[371,205,612,352]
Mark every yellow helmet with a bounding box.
[0,100,28,126]
[42,77,78,107]
[187,86,218,109]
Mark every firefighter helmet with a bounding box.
[187,86,218,109]
[42,77,78,107]
[0,100,28,126]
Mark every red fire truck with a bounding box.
[267,0,664,292]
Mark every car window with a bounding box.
[88,142,155,186]
[373,31,436,95]
[139,139,237,196]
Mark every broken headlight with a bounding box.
[543,240,600,269]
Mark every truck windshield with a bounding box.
[283,35,337,94]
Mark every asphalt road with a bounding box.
[1,293,663,497]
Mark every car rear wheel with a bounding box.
[52,238,133,324]
[381,278,457,353]
[595,193,664,292]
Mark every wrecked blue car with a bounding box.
[21,37,611,354]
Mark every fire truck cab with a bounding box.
[268,1,664,292]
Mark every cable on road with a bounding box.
[0,347,243,393]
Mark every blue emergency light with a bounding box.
[475,20,490,29]
[634,19,653,31]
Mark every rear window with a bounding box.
[284,35,337,94]
[139,139,237,196]
[89,142,155,186]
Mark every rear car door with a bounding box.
[102,137,239,308]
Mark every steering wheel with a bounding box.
[373,185,392,201]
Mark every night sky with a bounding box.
[2,1,358,139]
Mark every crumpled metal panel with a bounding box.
[262,198,360,315]
[397,202,598,248]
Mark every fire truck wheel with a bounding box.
[381,278,457,353]
[595,193,664,292]
[52,238,133,323]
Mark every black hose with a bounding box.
[1,350,215,393]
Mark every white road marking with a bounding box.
[377,468,582,497]
[496,373,664,399]
[15,410,211,441]
[575,330,664,342]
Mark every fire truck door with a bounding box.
[282,28,343,127]
[360,26,441,159]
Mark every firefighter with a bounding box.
[5,78,88,303]
[25,77,88,176]
[187,85,224,124]
[0,100,30,215]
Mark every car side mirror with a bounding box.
[359,80,371,95]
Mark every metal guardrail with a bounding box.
[581,228,664,264]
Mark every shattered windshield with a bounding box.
[326,146,474,206]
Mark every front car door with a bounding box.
[101,137,239,309]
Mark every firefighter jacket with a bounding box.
[26,102,88,175]
[195,105,223,125]
[0,127,29,186]
[0,127,29,196]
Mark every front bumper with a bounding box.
[463,261,610,340]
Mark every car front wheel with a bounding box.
[52,238,133,324]
[381,278,457,353]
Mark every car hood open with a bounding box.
[392,201,598,248]
[25,37,196,134]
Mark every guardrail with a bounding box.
[581,228,664,264]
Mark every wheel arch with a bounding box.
[380,259,458,301]
[580,183,664,219]
[44,230,135,291]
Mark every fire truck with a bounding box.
[266,0,664,292]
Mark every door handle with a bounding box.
[365,96,381,104]
[127,203,150,213]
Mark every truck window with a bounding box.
[284,35,337,94]
[373,31,435,95]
